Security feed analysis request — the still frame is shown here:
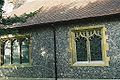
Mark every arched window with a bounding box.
[0,34,31,66]
[70,26,110,66]
[21,38,29,63]
[12,39,20,64]
[4,40,11,64]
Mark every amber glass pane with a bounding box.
[21,38,29,63]
[76,37,87,61]
[4,40,11,64]
[90,35,102,61]
[12,40,20,64]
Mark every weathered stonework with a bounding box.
[56,18,120,79]
[0,27,55,78]
[0,16,120,79]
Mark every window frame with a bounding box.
[0,34,32,68]
[69,25,110,66]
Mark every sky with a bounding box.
[2,0,37,16]
[2,0,14,15]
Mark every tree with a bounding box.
[0,0,38,25]
[0,0,4,18]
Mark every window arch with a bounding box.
[70,26,110,66]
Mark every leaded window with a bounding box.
[4,40,11,64]
[0,34,31,66]
[70,26,110,66]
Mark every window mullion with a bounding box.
[1,41,5,65]
[11,39,13,64]
[0,40,2,65]
[86,31,91,62]
[86,38,91,62]
[19,39,22,64]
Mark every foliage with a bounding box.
[0,28,19,35]
[0,0,43,26]
[1,11,38,25]
[0,0,38,25]
[0,0,4,18]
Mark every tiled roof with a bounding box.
[3,0,120,27]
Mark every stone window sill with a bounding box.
[0,63,32,68]
[72,61,109,66]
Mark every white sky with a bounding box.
[2,0,14,15]
[2,0,37,16]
